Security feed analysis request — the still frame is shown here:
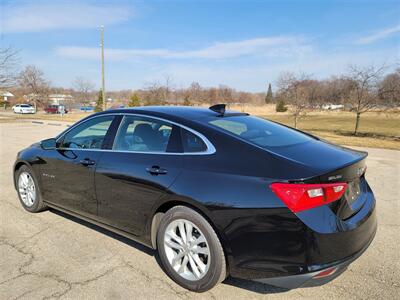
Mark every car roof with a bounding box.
[104,106,247,121]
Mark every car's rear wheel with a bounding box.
[16,165,47,213]
[156,206,226,292]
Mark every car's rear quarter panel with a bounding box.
[165,124,377,280]
[163,129,320,277]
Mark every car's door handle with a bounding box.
[146,166,168,175]
[79,158,96,166]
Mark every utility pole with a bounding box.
[100,25,106,111]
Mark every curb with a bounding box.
[31,121,69,127]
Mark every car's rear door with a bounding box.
[40,115,119,218]
[95,114,183,236]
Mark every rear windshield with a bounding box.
[209,116,312,147]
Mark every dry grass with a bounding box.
[262,112,399,150]
[227,104,399,150]
[1,106,399,150]
[0,111,90,123]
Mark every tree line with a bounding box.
[1,46,399,135]
[274,66,400,133]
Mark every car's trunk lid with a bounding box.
[267,139,367,175]
[268,139,368,219]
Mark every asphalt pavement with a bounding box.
[0,121,399,299]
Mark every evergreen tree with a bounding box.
[265,83,273,103]
[128,93,140,107]
[275,99,288,112]
[184,97,191,106]
[94,89,103,112]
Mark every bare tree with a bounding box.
[0,46,20,88]
[345,64,386,135]
[319,76,354,105]
[162,74,174,103]
[18,65,50,109]
[218,84,234,104]
[378,68,400,108]
[72,76,95,109]
[236,91,252,112]
[276,72,312,128]
[208,88,219,105]
[142,81,165,105]
[187,82,203,104]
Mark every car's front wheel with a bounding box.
[156,206,226,292]
[16,165,47,213]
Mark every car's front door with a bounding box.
[40,115,117,217]
[95,114,183,236]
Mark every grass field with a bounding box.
[263,112,399,150]
[1,106,399,150]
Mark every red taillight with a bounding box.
[313,267,337,278]
[270,182,347,213]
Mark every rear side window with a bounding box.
[181,129,207,153]
[209,116,312,147]
[113,115,173,152]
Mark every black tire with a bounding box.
[156,206,226,292]
[15,165,47,213]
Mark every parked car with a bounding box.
[80,106,94,112]
[44,105,68,114]
[13,104,376,292]
[322,104,344,110]
[12,104,36,114]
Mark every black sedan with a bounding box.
[13,104,377,292]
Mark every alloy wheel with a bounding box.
[18,172,36,207]
[164,219,211,281]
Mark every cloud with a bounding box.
[148,47,396,92]
[45,44,398,92]
[1,1,133,33]
[356,24,400,45]
[56,36,312,60]
[54,35,399,91]
[167,37,311,59]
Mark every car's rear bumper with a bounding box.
[221,183,377,283]
[252,223,376,289]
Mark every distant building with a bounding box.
[0,90,14,102]
[322,104,344,110]
[0,91,14,108]
[49,94,73,105]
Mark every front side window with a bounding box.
[209,116,312,148]
[60,116,114,149]
[113,115,173,152]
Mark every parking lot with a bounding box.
[0,120,399,300]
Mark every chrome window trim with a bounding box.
[56,112,216,155]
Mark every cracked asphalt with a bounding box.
[0,121,399,300]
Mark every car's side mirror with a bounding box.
[40,138,57,150]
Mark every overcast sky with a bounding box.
[1,0,399,92]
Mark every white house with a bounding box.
[0,90,14,102]
[322,104,344,110]
[49,94,73,105]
